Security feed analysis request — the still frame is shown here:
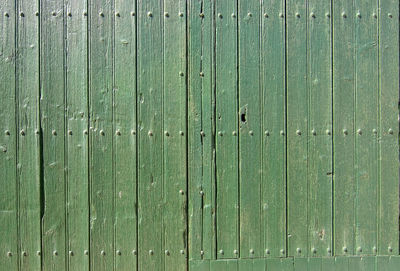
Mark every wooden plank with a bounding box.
[89,0,114,270]
[40,0,66,269]
[333,0,356,256]
[286,0,308,257]
[17,1,41,269]
[215,0,239,260]
[261,0,286,258]
[114,0,137,267]
[200,0,216,260]
[0,0,17,269]
[113,0,137,270]
[65,0,89,270]
[378,0,399,256]
[137,0,163,269]
[307,0,332,257]
[188,0,204,261]
[238,0,262,258]
[354,0,378,256]
[187,0,217,261]
[163,1,187,270]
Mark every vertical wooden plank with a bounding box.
[89,0,114,270]
[188,0,203,260]
[261,0,286,258]
[238,0,262,258]
[114,0,137,270]
[188,0,216,261]
[163,1,187,270]
[287,0,308,257]
[66,0,89,270]
[137,0,163,269]
[333,0,356,256]
[0,0,18,269]
[17,0,41,269]
[307,0,332,257]
[40,0,66,269]
[378,0,399,256]
[201,0,216,260]
[354,0,378,256]
[215,0,238,260]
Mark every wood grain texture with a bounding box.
[215,0,239,259]
[137,0,163,269]
[66,0,89,270]
[378,0,399,256]
[114,0,137,270]
[163,0,187,269]
[238,0,262,258]
[261,0,286,258]
[0,0,17,269]
[17,0,42,269]
[333,0,356,256]
[287,0,308,257]
[40,0,66,269]
[89,0,114,270]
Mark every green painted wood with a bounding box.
[349,257,375,271]
[215,0,239,260]
[163,1,187,270]
[261,0,286,259]
[190,259,210,271]
[334,257,349,271]
[89,0,114,270]
[0,0,17,269]
[188,0,216,261]
[307,0,332,258]
[321,257,336,271]
[211,259,238,271]
[17,0,42,269]
[354,0,378,256]
[267,258,294,271]
[40,0,67,269]
[287,0,308,257]
[308,257,322,271]
[65,0,89,270]
[378,0,399,256]
[293,258,308,271]
[200,0,216,261]
[137,0,163,269]
[238,0,262,258]
[188,0,205,261]
[333,0,356,256]
[114,0,137,270]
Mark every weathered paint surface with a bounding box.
[0,0,398,270]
